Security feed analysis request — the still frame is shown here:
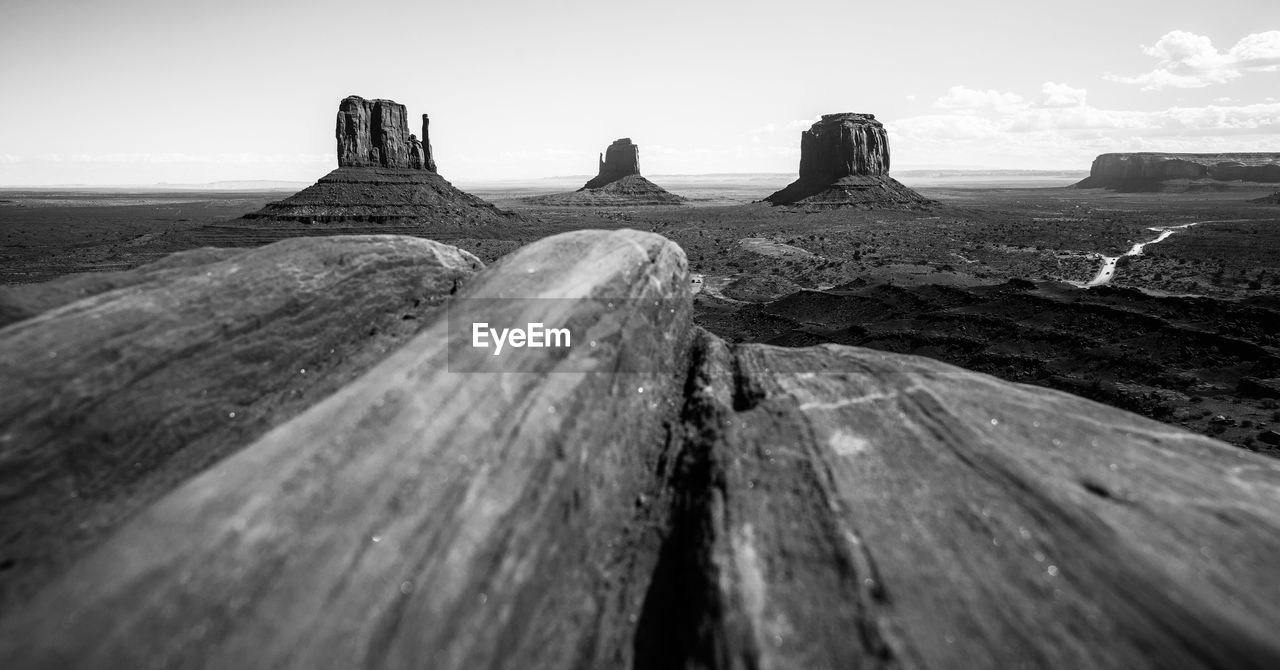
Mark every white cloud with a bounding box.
[1041,82,1087,107]
[0,154,21,164]
[934,86,1027,112]
[891,82,1280,168]
[1107,30,1280,90]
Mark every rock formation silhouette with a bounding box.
[582,138,641,189]
[335,96,436,171]
[766,113,930,208]
[235,95,519,231]
[524,138,685,205]
[1075,153,1280,191]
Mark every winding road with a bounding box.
[1081,219,1252,288]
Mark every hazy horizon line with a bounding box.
[0,167,1094,190]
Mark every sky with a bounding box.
[1,0,1277,184]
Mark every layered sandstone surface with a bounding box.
[1075,153,1280,191]
[2,230,1279,668]
[0,236,481,613]
[766,113,930,208]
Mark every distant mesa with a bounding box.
[765,113,931,209]
[1252,190,1280,205]
[1074,153,1280,192]
[523,138,686,206]
[237,95,520,229]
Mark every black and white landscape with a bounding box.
[2,1,1280,668]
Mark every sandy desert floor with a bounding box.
[3,178,1278,453]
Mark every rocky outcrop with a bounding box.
[336,96,435,171]
[766,113,930,208]
[583,138,641,189]
[3,230,1280,669]
[0,247,244,328]
[524,138,686,206]
[1249,190,1280,204]
[236,95,519,231]
[238,167,521,228]
[1075,153,1280,191]
[0,236,481,614]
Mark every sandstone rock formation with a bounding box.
[583,138,641,188]
[766,113,930,208]
[3,230,1280,669]
[237,167,520,228]
[235,95,519,232]
[523,138,686,206]
[0,247,243,328]
[0,236,481,614]
[336,96,435,171]
[1075,153,1280,191]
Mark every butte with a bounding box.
[235,95,522,231]
[524,138,686,206]
[765,113,930,209]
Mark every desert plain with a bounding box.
[4,173,1278,455]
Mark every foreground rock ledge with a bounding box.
[2,231,1280,669]
[0,236,482,615]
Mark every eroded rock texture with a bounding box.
[657,334,1280,669]
[766,113,930,209]
[1076,153,1280,191]
[336,96,435,171]
[2,230,1279,669]
[0,236,482,615]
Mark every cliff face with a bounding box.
[583,138,641,189]
[799,112,890,180]
[335,96,435,171]
[766,113,929,208]
[1075,153,1280,190]
[4,230,1280,669]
